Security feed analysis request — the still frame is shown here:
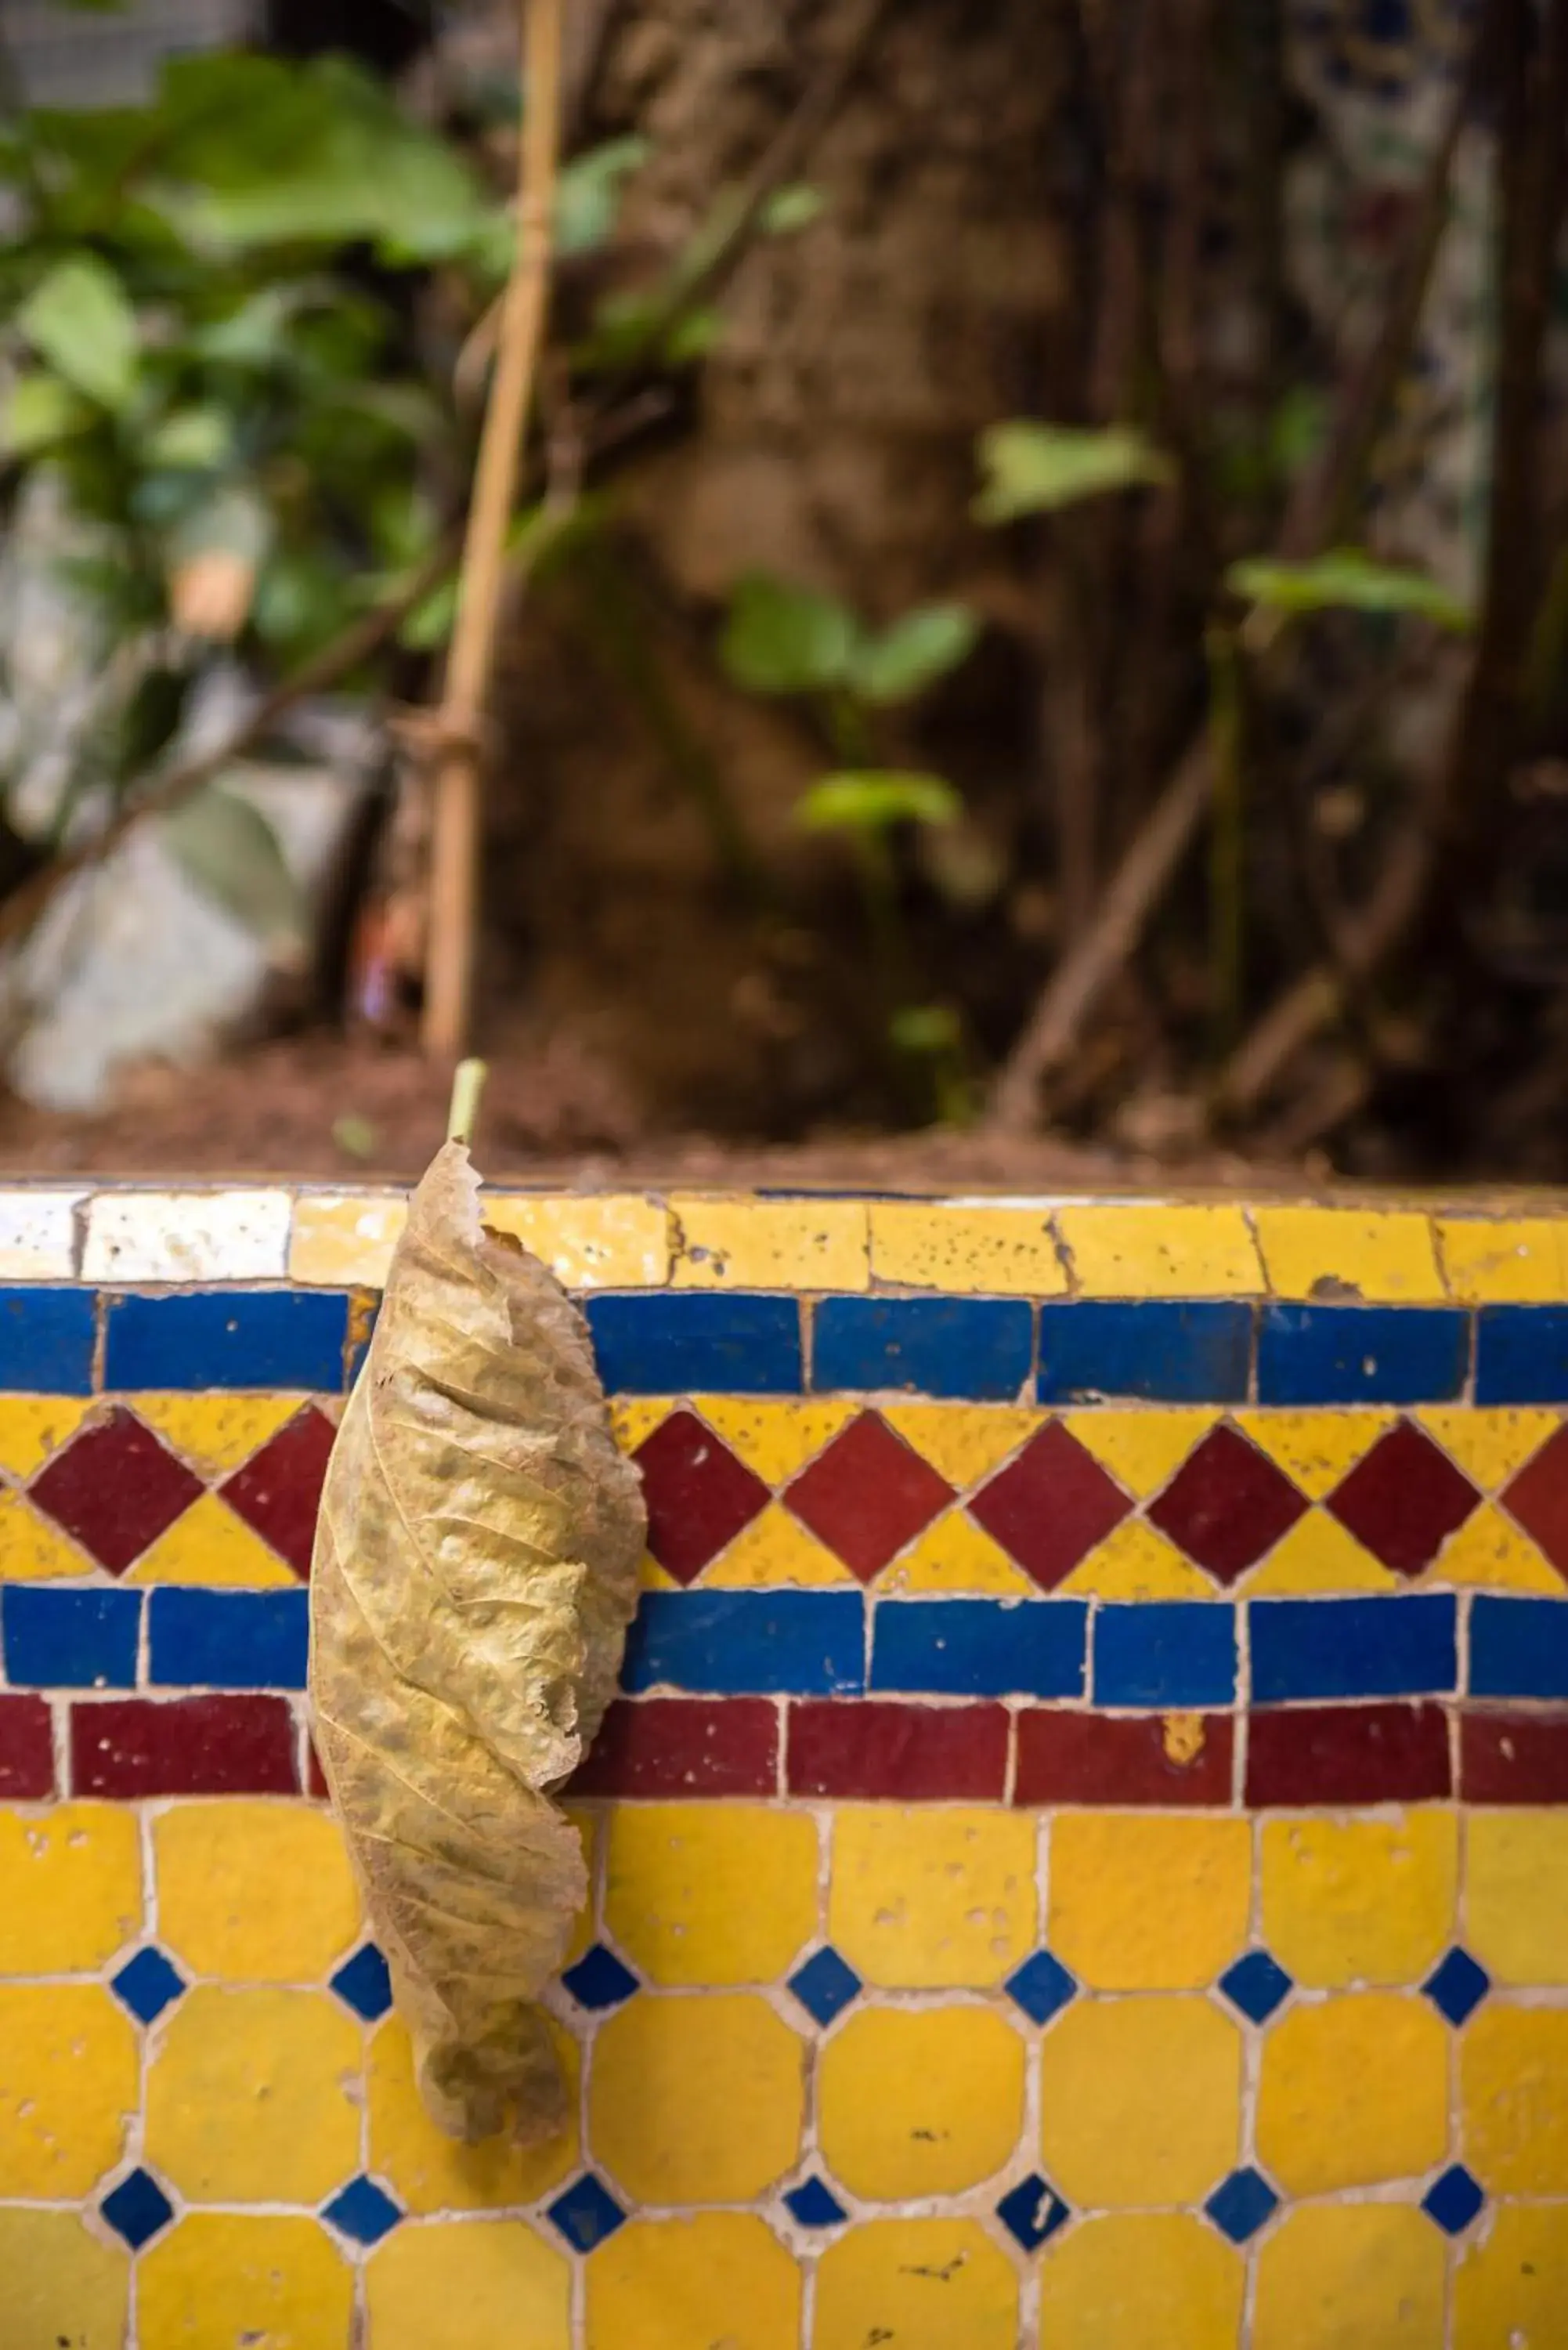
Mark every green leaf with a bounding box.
[797,771,962,833]
[1226,547,1472,631]
[144,407,231,470]
[721,575,861,696]
[555,136,650,258]
[760,183,827,235]
[0,374,93,457]
[974,421,1174,523]
[160,783,306,950]
[890,1003,962,1054]
[17,257,139,412]
[663,307,723,365]
[852,603,978,705]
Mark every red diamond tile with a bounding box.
[1501,1425,1568,1581]
[1147,1423,1306,1583]
[221,1406,338,1579]
[785,1412,952,1583]
[967,1421,1129,1592]
[634,1408,768,1584]
[31,1408,203,1575]
[1329,1419,1479,1577]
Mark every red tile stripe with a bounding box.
[1015,1709,1234,1806]
[70,1695,299,1796]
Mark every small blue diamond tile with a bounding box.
[330,1943,393,2022]
[99,2167,174,2251]
[1004,1950,1078,2026]
[1219,1949,1293,2024]
[562,1943,640,2012]
[110,1946,186,2026]
[788,1945,862,2026]
[323,2177,402,2248]
[1424,1947,1491,2026]
[995,2174,1071,2253]
[785,2177,847,2229]
[1206,2166,1280,2244]
[1423,2164,1486,2236]
[547,2172,626,2254]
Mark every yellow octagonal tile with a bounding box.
[604,1804,818,1986]
[815,2219,1018,2350]
[589,1993,804,2204]
[828,1807,1036,1988]
[146,1986,361,2203]
[1468,1811,1568,1985]
[1036,2214,1243,2350]
[1039,1995,1241,2206]
[0,1983,136,2195]
[0,1802,140,1974]
[0,2207,128,2350]
[369,2015,579,2213]
[1047,1815,1249,1990]
[1057,1204,1262,1296]
[1253,1206,1446,1301]
[1254,2204,1446,2350]
[138,2215,352,2350]
[870,1203,1068,1295]
[1260,1810,1458,1988]
[818,2005,1025,2198]
[1462,2003,1568,2192]
[367,2221,571,2350]
[154,1802,362,1980]
[1258,1993,1448,2194]
[1455,2203,1568,2349]
[587,2214,800,2350]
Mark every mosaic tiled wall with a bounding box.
[5,1188,1568,2348]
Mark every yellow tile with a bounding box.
[1057,1204,1263,1296]
[1469,1811,1568,1984]
[289,1192,407,1285]
[1064,1408,1219,1497]
[703,1502,854,1587]
[1438,1501,1563,1592]
[0,2209,128,2350]
[1258,1994,1448,2193]
[605,1804,817,1985]
[146,1986,361,2202]
[369,2018,578,2214]
[1416,1406,1562,1489]
[694,1397,858,1483]
[670,1197,867,1290]
[881,1508,1035,1596]
[562,1799,599,1968]
[1241,1510,1400,1593]
[1254,2205,1445,2350]
[1035,2214,1243,2350]
[589,1993,804,2203]
[880,1402,1040,1489]
[1047,1815,1249,1990]
[815,2220,1019,2350]
[1254,1206,1446,1301]
[869,1202,1068,1294]
[0,1803,140,1974]
[138,2215,352,2350]
[1440,1215,1568,1303]
[1455,2204,1568,2350]
[1233,1408,1395,1496]
[0,1396,90,1480]
[126,1491,301,1589]
[483,1193,672,1289]
[587,2215,800,2350]
[1060,1517,1217,1598]
[128,1393,309,1476]
[818,2006,1025,2197]
[154,1802,361,1980]
[367,2221,571,2350]
[829,1808,1036,1989]
[0,1488,94,1578]
[1039,1997,1241,2206]
[1260,1810,1458,1987]
[1463,2004,1568,2192]
[609,1396,672,1452]
[0,1983,136,2194]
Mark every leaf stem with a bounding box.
[446,1057,489,1145]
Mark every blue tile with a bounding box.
[788,1946,862,2026]
[0,1287,96,1394]
[547,2173,626,2253]
[1424,1947,1490,2026]
[995,2175,1071,2253]
[871,1598,1086,1699]
[784,2177,847,2229]
[1476,1306,1568,1404]
[1005,1950,1078,2027]
[1470,1596,1568,1698]
[622,1590,864,1696]
[323,2177,402,2248]
[1256,1303,1468,1405]
[1219,1950,1292,2024]
[1038,1301,1252,1405]
[147,1588,309,1690]
[345,1296,380,1387]
[111,1947,186,2026]
[2,1585,139,1689]
[1093,1602,1237,1708]
[1206,2167,1279,2245]
[103,1289,350,1394]
[1248,1595,1457,1702]
[99,2168,174,2251]
[562,1943,640,2012]
[330,1943,393,2022]
[812,1296,1032,1401]
[585,1293,802,1396]
[1422,2164,1485,2236]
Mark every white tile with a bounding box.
[0,1189,85,1278]
[82,1189,293,1282]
